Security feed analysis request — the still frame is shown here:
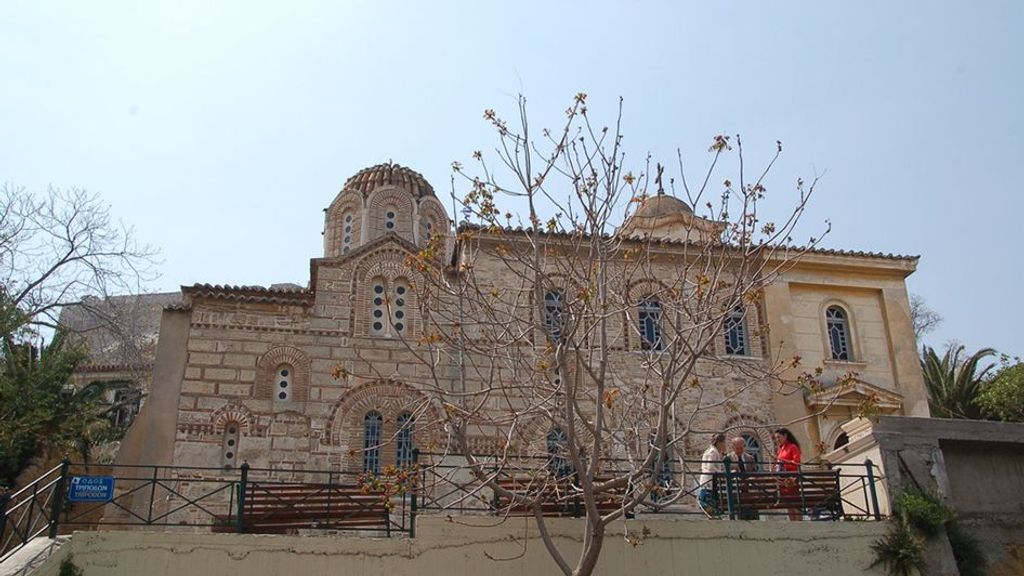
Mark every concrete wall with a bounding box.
[872,416,1024,576]
[36,517,887,576]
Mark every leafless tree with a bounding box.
[0,184,158,334]
[376,95,834,576]
[909,293,942,341]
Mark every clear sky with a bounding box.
[2,1,1021,358]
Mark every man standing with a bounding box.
[728,436,759,520]
[697,433,727,518]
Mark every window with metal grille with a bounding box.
[740,432,762,467]
[826,306,852,360]
[396,412,415,467]
[724,306,748,356]
[392,279,408,335]
[546,427,572,479]
[342,212,354,253]
[543,290,566,343]
[222,422,240,470]
[370,279,387,336]
[638,297,663,350]
[363,411,383,475]
[275,364,293,401]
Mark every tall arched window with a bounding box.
[638,297,663,350]
[396,412,415,468]
[543,289,566,343]
[363,411,383,475]
[392,279,409,336]
[546,427,572,479]
[826,306,852,361]
[274,364,293,402]
[419,218,433,244]
[649,437,674,501]
[342,212,355,254]
[370,278,387,336]
[724,306,748,356]
[222,422,240,469]
[740,432,762,467]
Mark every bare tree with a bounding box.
[909,293,942,341]
[0,184,158,333]
[375,95,834,576]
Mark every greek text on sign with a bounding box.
[68,476,115,503]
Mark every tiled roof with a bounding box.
[456,222,919,262]
[183,283,315,305]
[343,162,435,199]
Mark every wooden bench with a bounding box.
[712,470,842,519]
[491,475,630,518]
[212,483,390,534]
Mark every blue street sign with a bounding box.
[67,476,115,503]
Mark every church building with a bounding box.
[113,162,927,480]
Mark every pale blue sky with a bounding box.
[1,1,1021,357]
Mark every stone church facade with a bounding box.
[115,163,927,478]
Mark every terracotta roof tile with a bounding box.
[342,162,435,199]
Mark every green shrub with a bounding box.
[872,523,926,576]
[947,521,987,576]
[894,490,952,537]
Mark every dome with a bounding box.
[631,194,693,221]
[342,162,435,199]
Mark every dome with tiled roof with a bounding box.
[631,193,693,222]
[342,162,435,199]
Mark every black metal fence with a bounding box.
[415,450,884,521]
[1,450,884,562]
[1,459,416,562]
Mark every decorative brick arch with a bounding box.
[351,247,424,338]
[211,402,256,436]
[367,186,415,243]
[416,196,450,246]
[325,379,440,470]
[255,346,311,402]
[722,413,774,462]
[324,193,365,257]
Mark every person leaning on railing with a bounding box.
[697,433,727,518]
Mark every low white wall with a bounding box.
[37,516,887,576]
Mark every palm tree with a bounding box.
[920,345,996,419]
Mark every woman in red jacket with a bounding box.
[773,428,802,521]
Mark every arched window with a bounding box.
[543,289,566,343]
[740,432,762,467]
[370,278,387,336]
[546,427,572,479]
[274,364,293,402]
[419,217,433,244]
[363,411,383,475]
[724,306,748,356]
[833,432,850,451]
[396,412,415,468]
[384,208,397,232]
[826,306,852,361]
[649,437,674,501]
[222,422,240,469]
[638,297,663,351]
[392,279,409,336]
[342,212,355,254]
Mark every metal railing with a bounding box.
[414,450,884,521]
[2,458,417,561]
